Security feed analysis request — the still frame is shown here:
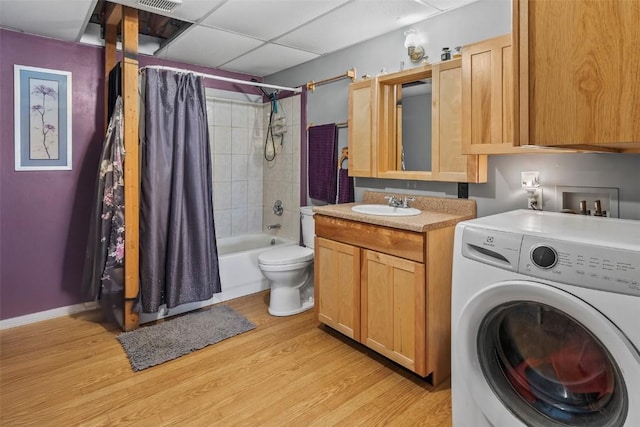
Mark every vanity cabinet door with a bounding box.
[514,0,640,152]
[361,249,426,375]
[432,59,487,183]
[348,78,378,177]
[314,237,361,340]
[461,34,520,154]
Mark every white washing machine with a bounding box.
[451,210,640,427]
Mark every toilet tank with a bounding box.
[300,206,315,249]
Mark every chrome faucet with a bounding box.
[384,195,403,207]
[385,195,415,208]
[267,224,281,230]
[402,197,415,208]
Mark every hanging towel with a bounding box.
[337,168,354,203]
[308,124,338,204]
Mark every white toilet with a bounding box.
[258,206,315,316]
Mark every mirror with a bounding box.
[399,79,432,171]
[377,66,434,179]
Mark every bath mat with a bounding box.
[117,305,256,371]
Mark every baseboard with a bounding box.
[0,301,100,330]
[1,281,270,329]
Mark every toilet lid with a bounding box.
[258,246,314,265]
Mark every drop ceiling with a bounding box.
[0,0,477,77]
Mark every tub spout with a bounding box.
[267,224,281,230]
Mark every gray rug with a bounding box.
[117,305,256,371]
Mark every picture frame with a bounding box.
[14,65,72,171]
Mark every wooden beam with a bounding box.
[104,22,118,131]
[121,5,140,331]
[105,2,123,27]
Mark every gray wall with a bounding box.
[267,0,640,220]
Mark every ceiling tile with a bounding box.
[200,0,350,41]
[155,25,264,68]
[222,43,320,76]
[418,0,476,12]
[0,0,482,76]
[275,0,440,54]
[0,0,95,41]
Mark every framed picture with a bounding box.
[14,65,72,171]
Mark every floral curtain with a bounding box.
[82,96,125,321]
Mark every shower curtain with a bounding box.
[138,68,221,313]
[82,96,125,322]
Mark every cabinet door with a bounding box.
[361,249,426,375]
[348,78,378,177]
[432,59,487,183]
[314,237,361,340]
[514,0,640,152]
[462,34,519,154]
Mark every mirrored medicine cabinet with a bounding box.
[347,60,486,183]
[377,66,434,180]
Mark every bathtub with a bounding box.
[139,233,296,324]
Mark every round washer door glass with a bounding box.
[478,301,628,427]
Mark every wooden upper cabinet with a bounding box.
[432,59,487,182]
[461,34,520,155]
[348,62,487,182]
[348,78,378,177]
[514,0,640,152]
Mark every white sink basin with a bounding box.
[351,204,421,217]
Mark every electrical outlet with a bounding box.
[526,188,543,210]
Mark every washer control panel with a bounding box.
[520,236,640,297]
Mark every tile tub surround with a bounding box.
[313,191,476,232]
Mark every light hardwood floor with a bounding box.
[1,292,452,426]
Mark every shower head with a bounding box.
[251,78,272,97]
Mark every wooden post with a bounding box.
[121,6,140,331]
[103,4,140,331]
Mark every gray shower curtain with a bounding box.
[138,68,221,313]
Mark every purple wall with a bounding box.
[0,29,262,320]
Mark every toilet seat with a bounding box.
[258,246,313,266]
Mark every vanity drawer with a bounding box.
[315,215,425,263]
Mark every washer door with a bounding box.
[456,281,640,427]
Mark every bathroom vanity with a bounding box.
[312,192,475,385]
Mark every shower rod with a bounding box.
[140,65,302,94]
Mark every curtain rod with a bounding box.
[140,65,302,94]
[307,68,356,92]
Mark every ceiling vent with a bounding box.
[137,0,182,13]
